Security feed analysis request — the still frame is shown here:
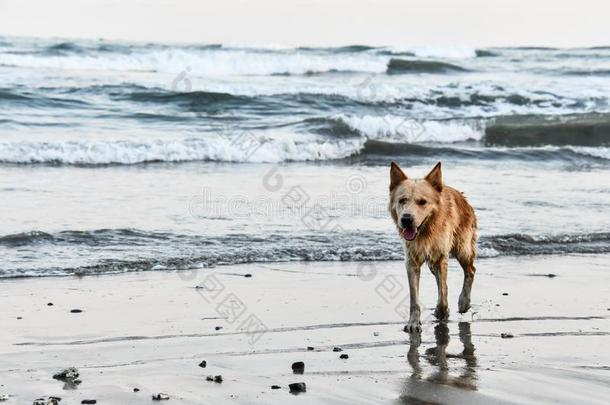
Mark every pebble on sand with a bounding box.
[206,375,223,383]
[53,367,79,381]
[289,382,307,394]
[339,354,349,359]
[291,361,305,374]
[70,309,83,313]
[271,385,281,390]
[81,400,97,404]
[33,397,62,405]
[306,346,314,351]
[332,347,342,352]
[152,393,170,400]
[501,333,515,338]
[198,360,207,368]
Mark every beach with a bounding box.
[2,37,610,404]
[2,254,608,404]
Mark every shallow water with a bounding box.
[1,37,610,277]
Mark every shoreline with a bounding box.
[1,254,609,404]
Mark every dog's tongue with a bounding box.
[401,228,417,241]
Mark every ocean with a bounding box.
[1,37,609,278]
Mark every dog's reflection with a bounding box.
[406,322,477,391]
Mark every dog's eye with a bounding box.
[417,199,427,206]
[398,198,407,205]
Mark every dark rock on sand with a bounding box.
[306,346,314,351]
[215,326,223,331]
[198,360,207,368]
[332,347,342,352]
[81,400,97,404]
[53,368,79,381]
[34,397,62,405]
[291,361,305,374]
[47,302,54,306]
[271,385,281,390]
[206,375,223,383]
[244,274,252,278]
[339,354,349,359]
[501,333,515,339]
[70,309,83,313]
[133,388,140,392]
[152,393,170,400]
[289,382,306,394]
[502,292,509,296]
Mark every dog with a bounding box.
[388,161,477,332]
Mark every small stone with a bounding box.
[244,274,252,278]
[306,346,314,351]
[215,326,222,331]
[339,354,349,359]
[546,273,557,278]
[48,302,54,306]
[501,333,514,339]
[502,293,508,296]
[332,347,342,352]
[53,367,79,381]
[373,332,379,336]
[17,317,22,320]
[288,382,306,394]
[34,398,62,405]
[81,400,97,404]
[198,360,207,368]
[214,375,223,383]
[152,393,170,400]
[206,376,213,381]
[291,361,304,374]
[271,385,281,390]
[70,309,83,313]
[133,388,140,392]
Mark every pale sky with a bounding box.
[0,0,609,47]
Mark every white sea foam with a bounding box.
[0,49,388,76]
[0,134,365,165]
[0,116,488,165]
[335,114,485,143]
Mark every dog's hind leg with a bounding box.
[404,257,423,333]
[457,254,476,313]
[429,256,449,321]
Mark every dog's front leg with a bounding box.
[430,256,449,321]
[404,257,422,333]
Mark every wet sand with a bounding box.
[1,254,609,404]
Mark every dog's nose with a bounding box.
[400,214,413,228]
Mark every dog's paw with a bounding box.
[458,294,471,313]
[434,305,449,321]
[403,320,422,333]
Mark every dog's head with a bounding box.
[388,161,443,241]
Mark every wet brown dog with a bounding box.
[388,161,477,332]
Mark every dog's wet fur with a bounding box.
[389,161,477,332]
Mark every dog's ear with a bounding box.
[390,161,408,191]
[425,161,443,192]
